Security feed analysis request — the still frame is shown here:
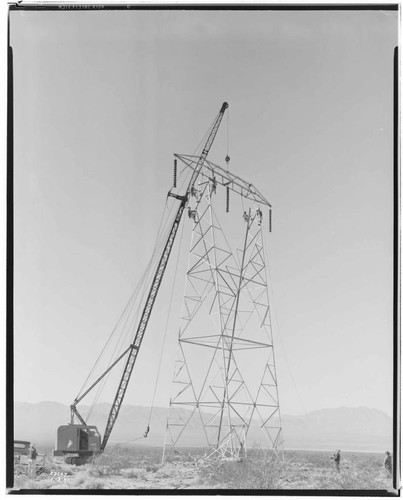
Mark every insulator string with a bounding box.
[226,107,230,156]
[173,158,177,188]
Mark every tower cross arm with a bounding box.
[175,154,271,208]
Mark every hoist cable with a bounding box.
[77,195,176,416]
[147,211,186,428]
[241,191,245,215]
[79,198,171,395]
[81,205,168,399]
[94,200,187,426]
[86,195,189,420]
[76,279,144,401]
[86,219,172,417]
[85,254,162,419]
[75,110,224,424]
[162,196,204,463]
[106,431,149,448]
[263,230,307,416]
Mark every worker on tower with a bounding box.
[188,207,197,222]
[243,211,250,222]
[384,451,392,475]
[191,186,201,201]
[211,175,217,195]
[256,207,263,226]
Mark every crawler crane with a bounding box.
[53,102,229,463]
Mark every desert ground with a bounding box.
[11,445,395,492]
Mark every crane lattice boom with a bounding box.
[99,102,229,450]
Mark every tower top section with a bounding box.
[175,154,271,208]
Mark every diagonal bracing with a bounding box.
[165,160,283,462]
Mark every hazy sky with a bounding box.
[11,8,397,422]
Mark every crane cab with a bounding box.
[53,424,101,463]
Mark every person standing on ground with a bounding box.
[384,451,392,475]
[27,443,37,478]
[238,442,245,462]
[331,449,341,472]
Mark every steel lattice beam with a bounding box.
[175,154,271,208]
[165,173,283,462]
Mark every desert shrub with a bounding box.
[12,477,37,491]
[200,456,283,489]
[63,470,106,489]
[87,465,107,478]
[163,448,198,464]
[69,471,88,487]
[145,464,160,473]
[36,466,53,477]
[121,467,145,479]
[331,465,391,490]
[82,479,104,489]
[51,463,75,475]
[51,483,72,489]
[284,451,393,491]
[87,445,161,476]
[11,477,56,491]
[35,480,58,490]
[84,446,164,479]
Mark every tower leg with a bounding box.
[165,181,283,462]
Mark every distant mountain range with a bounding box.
[13,402,393,453]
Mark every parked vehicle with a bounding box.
[14,440,30,458]
[14,440,45,468]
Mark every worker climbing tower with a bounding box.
[164,136,283,461]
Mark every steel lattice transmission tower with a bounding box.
[164,154,284,461]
